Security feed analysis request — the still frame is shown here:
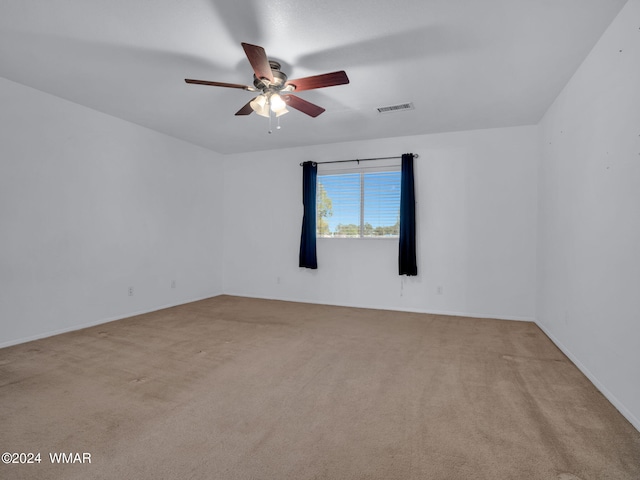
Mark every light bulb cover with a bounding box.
[270,94,287,113]
[250,95,270,117]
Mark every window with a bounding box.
[317,165,401,238]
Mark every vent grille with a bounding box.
[377,102,414,114]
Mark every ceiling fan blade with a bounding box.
[283,94,326,118]
[185,79,252,90]
[285,71,349,92]
[235,100,255,116]
[241,42,274,83]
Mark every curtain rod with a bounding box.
[299,154,419,167]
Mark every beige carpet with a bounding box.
[1,295,639,479]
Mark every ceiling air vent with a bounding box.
[377,102,414,114]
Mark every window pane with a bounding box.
[317,173,361,237]
[316,168,400,238]
[363,172,401,236]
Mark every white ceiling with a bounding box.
[0,0,628,154]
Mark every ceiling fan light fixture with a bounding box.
[275,107,289,117]
[270,93,287,114]
[250,94,270,117]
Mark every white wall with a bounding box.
[223,125,539,321]
[0,78,224,347]
[537,0,640,430]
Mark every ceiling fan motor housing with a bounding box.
[253,61,289,92]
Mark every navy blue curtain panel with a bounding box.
[399,153,418,276]
[299,161,318,269]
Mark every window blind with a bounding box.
[317,168,401,238]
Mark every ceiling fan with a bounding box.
[185,42,349,119]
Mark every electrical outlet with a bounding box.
[171,280,176,289]
[128,287,134,296]
[437,286,444,295]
